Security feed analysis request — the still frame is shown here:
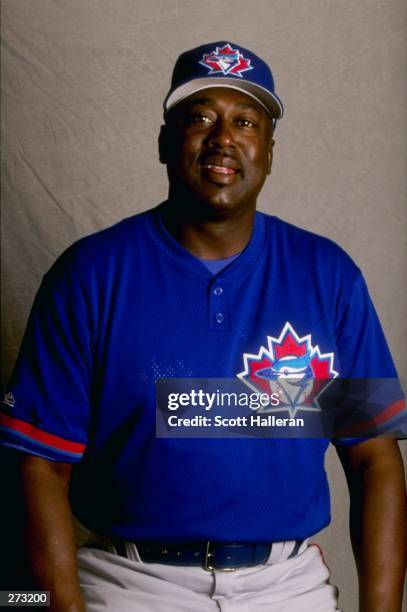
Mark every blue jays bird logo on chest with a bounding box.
[238,323,338,417]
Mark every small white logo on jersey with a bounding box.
[2,392,15,408]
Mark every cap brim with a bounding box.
[164,77,283,120]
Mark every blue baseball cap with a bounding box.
[164,41,283,120]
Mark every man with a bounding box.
[1,41,406,611]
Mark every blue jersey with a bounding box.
[0,206,403,542]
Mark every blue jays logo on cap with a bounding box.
[164,41,284,120]
[199,44,253,78]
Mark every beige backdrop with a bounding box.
[1,1,406,610]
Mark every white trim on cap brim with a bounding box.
[164,77,284,120]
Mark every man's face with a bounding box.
[162,87,274,216]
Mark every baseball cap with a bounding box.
[164,41,283,120]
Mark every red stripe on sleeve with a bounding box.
[335,398,406,437]
[0,413,86,455]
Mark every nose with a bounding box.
[205,118,235,148]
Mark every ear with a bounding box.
[158,125,167,165]
[267,138,275,175]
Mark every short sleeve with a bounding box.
[0,265,92,463]
[336,274,398,378]
[333,273,405,446]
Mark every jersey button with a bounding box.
[215,312,224,324]
[213,286,223,296]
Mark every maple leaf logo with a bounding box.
[199,44,253,78]
[237,322,338,417]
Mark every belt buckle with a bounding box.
[204,541,237,572]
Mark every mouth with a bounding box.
[203,164,236,175]
[200,156,241,184]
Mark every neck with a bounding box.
[161,198,256,259]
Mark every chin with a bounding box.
[195,195,242,219]
[168,181,254,221]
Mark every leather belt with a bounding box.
[112,540,290,571]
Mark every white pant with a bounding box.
[78,541,340,611]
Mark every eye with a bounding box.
[188,113,214,125]
[237,117,259,128]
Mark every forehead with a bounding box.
[173,86,269,115]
